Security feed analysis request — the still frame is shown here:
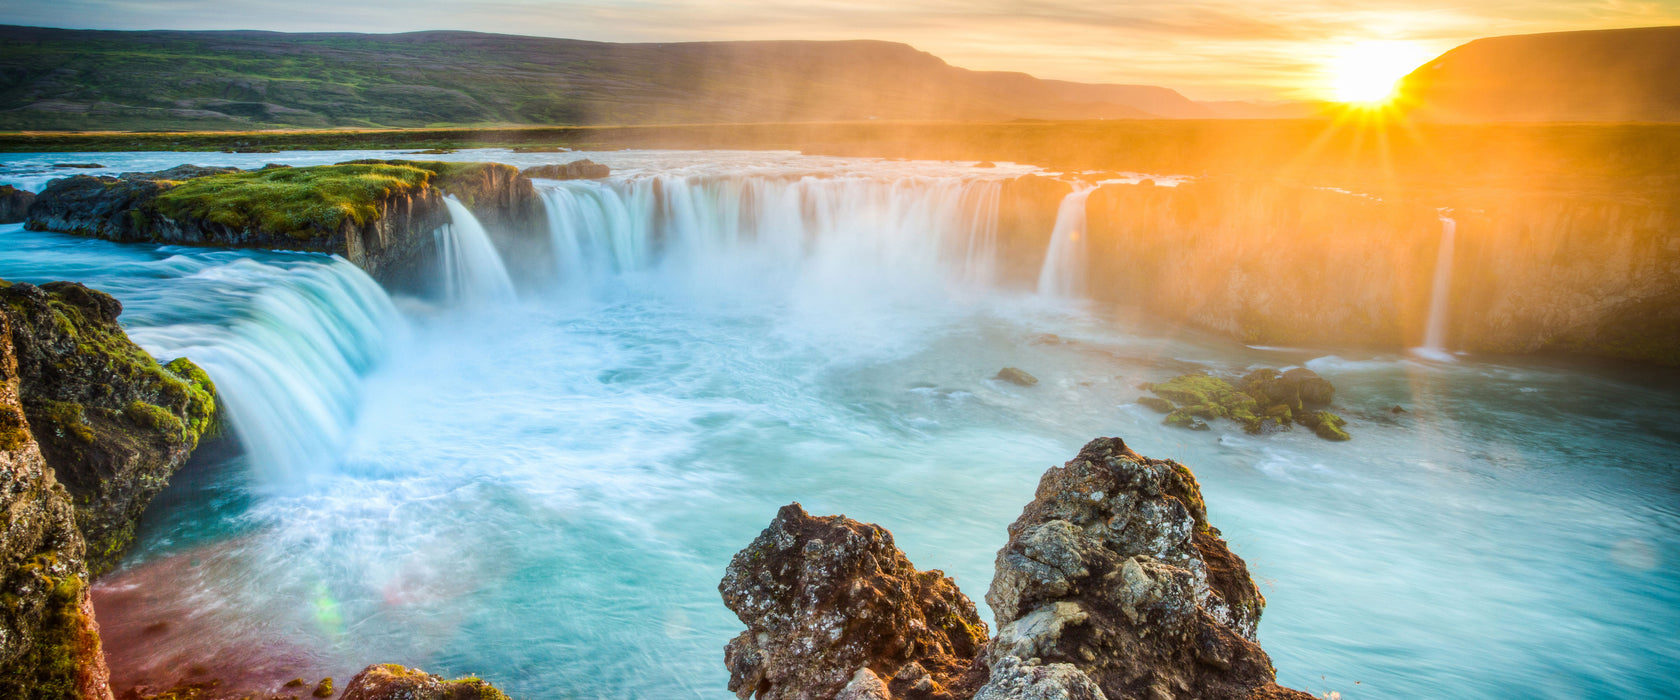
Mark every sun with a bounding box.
[1328,41,1431,104]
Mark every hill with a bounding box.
[0,25,1210,130]
[1397,26,1680,122]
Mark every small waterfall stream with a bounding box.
[1417,215,1457,360]
[1036,186,1096,298]
[439,198,518,305]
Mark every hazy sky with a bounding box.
[5,0,1678,100]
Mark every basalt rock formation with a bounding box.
[721,438,1310,700]
[0,304,114,700]
[0,280,218,575]
[340,664,510,700]
[0,185,35,224]
[522,159,610,180]
[24,160,546,291]
[719,503,990,700]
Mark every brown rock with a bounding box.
[521,159,610,180]
[719,503,989,700]
[340,664,508,700]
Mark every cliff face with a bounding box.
[990,177,1680,364]
[0,308,113,700]
[0,281,217,575]
[721,438,1310,700]
[23,162,546,292]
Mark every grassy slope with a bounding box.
[0,26,1209,132]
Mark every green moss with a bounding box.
[38,401,92,444]
[162,357,218,440]
[152,163,439,240]
[1136,396,1174,413]
[0,404,29,451]
[1152,368,1348,440]
[124,400,184,437]
[0,571,96,700]
[1304,411,1351,441]
[311,677,333,698]
[1164,409,1210,431]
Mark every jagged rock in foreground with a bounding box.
[340,663,510,700]
[0,280,218,575]
[720,503,990,700]
[721,438,1311,700]
[0,185,36,224]
[0,309,113,700]
[985,438,1309,699]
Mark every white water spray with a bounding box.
[439,198,518,305]
[1417,215,1457,360]
[1036,186,1096,298]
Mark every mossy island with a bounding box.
[1139,367,1350,440]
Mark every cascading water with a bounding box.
[534,175,1004,296]
[1036,186,1096,298]
[4,150,1677,700]
[438,198,519,305]
[1416,214,1457,361]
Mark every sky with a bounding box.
[4,0,1678,100]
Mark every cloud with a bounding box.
[3,0,1678,99]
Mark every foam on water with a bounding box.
[1,150,1677,699]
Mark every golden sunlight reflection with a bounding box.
[1328,40,1432,104]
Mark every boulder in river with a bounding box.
[1144,368,1348,440]
[994,367,1039,387]
[720,438,1312,700]
[719,503,990,700]
[0,185,35,224]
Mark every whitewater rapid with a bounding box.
[0,149,1675,700]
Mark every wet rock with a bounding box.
[1135,396,1174,414]
[51,163,103,169]
[974,161,997,168]
[0,185,35,224]
[1145,369,1348,440]
[340,664,509,700]
[986,437,1310,700]
[994,368,1039,387]
[313,677,334,697]
[521,159,610,180]
[0,309,114,699]
[719,503,989,700]
[117,164,240,181]
[0,280,219,575]
[971,656,1103,700]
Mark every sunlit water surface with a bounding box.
[1,150,1676,699]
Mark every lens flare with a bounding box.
[1329,41,1431,104]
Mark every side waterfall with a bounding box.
[439,198,519,305]
[126,257,406,481]
[1036,186,1096,298]
[1418,215,1457,360]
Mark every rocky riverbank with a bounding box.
[721,437,1313,700]
[21,161,547,292]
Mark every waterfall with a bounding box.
[1417,215,1457,360]
[534,175,1004,295]
[127,257,406,481]
[1036,186,1096,298]
[438,198,518,305]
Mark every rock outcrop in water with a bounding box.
[340,664,510,700]
[721,438,1310,700]
[522,159,610,180]
[0,185,35,224]
[0,280,218,575]
[0,302,114,700]
[23,161,545,290]
[1143,369,1348,440]
[720,503,990,700]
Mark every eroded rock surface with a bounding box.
[0,280,218,574]
[0,308,113,700]
[0,185,35,224]
[985,437,1309,699]
[720,503,989,700]
[521,159,610,180]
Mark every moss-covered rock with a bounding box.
[0,310,112,699]
[340,664,509,700]
[1147,367,1349,440]
[1,280,219,575]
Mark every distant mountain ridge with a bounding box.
[1397,25,1680,122]
[0,25,1211,130]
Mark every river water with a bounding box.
[1,150,1676,699]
